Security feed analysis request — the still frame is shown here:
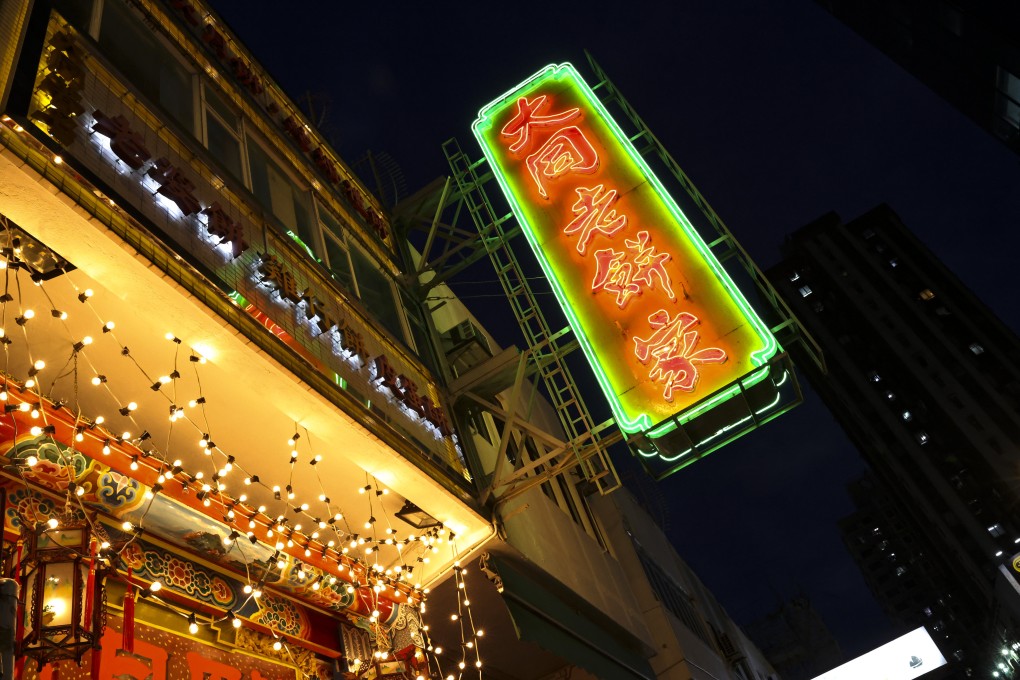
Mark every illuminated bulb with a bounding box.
[30,426,42,436]
[159,375,171,384]
[122,521,133,531]
[232,617,241,629]
[127,402,137,411]
[23,309,34,319]
[253,589,262,598]
[104,321,115,331]
[130,459,139,471]
[450,614,458,621]
[30,408,39,419]
[476,630,484,636]
[243,584,252,594]
[189,620,198,634]
[273,640,282,651]
[95,416,104,424]
[75,432,84,442]
[150,581,162,592]
[81,336,93,346]
[434,647,442,655]
[47,517,58,529]
[164,332,174,341]
[102,444,110,455]
[475,661,482,669]
[76,486,85,497]
[91,376,102,386]
[25,379,35,389]
[33,360,45,371]
[26,455,38,467]
[53,155,62,164]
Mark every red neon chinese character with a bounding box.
[564,184,627,255]
[633,310,727,400]
[500,95,580,154]
[147,158,202,216]
[201,202,249,258]
[92,110,151,170]
[525,127,599,198]
[592,231,675,308]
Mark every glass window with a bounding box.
[919,288,936,300]
[53,0,95,32]
[349,246,403,341]
[798,285,812,297]
[247,138,315,250]
[206,114,243,182]
[323,234,354,293]
[996,67,1020,129]
[98,0,195,134]
[969,342,985,355]
[401,288,440,375]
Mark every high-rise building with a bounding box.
[743,595,843,680]
[768,204,1020,676]
[815,0,1020,155]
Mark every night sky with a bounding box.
[209,0,1020,661]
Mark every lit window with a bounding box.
[888,258,899,268]
[916,431,929,445]
[896,566,907,576]
[789,271,800,282]
[923,607,933,617]
[868,371,881,383]
[989,524,1006,538]
[970,343,985,355]
[862,228,875,239]
[886,391,896,401]
[902,411,913,422]
[995,67,1020,131]
[798,285,812,298]
[919,289,935,301]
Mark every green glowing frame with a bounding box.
[472,63,779,438]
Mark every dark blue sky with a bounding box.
[209,0,1020,660]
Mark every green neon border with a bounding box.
[472,63,779,438]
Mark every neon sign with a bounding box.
[473,63,778,435]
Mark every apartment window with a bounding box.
[203,87,245,184]
[969,342,985,355]
[97,0,196,134]
[901,410,913,422]
[989,523,1006,538]
[349,245,403,341]
[919,288,936,301]
[798,285,812,298]
[916,431,929,445]
[996,67,1020,131]
[789,271,800,282]
[895,566,907,577]
[247,137,315,249]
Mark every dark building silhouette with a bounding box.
[816,0,1020,155]
[744,595,843,680]
[768,205,1020,677]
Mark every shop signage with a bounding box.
[473,63,779,435]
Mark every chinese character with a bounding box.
[373,355,402,398]
[422,396,453,437]
[564,184,627,255]
[201,202,248,258]
[92,110,152,170]
[338,319,367,362]
[147,158,202,216]
[257,253,301,304]
[592,231,675,308]
[633,310,727,400]
[525,126,599,198]
[500,94,580,154]
[399,376,425,417]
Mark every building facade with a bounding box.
[815,0,1020,155]
[768,204,1020,678]
[0,1,783,679]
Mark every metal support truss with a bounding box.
[583,51,827,374]
[440,137,621,496]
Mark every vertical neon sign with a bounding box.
[473,63,778,435]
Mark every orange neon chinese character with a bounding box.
[564,184,627,255]
[500,95,580,153]
[633,310,727,401]
[525,127,599,198]
[592,231,676,308]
